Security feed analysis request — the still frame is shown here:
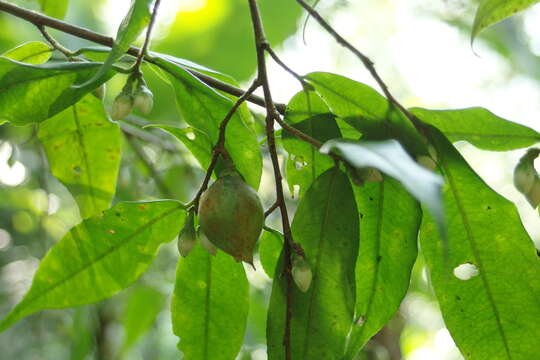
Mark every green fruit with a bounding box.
[198,168,263,264]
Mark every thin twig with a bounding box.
[132,0,161,74]
[0,1,285,114]
[36,24,74,59]
[190,79,261,210]
[125,133,174,198]
[119,121,177,152]
[264,200,281,218]
[294,0,423,130]
[246,1,294,358]
[263,44,306,85]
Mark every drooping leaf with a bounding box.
[258,228,283,279]
[306,72,427,155]
[320,139,444,231]
[1,41,52,64]
[421,126,540,360]
[345,178,420,358]
[172,243,249,360]
[120,286,165,353]
[37,0,69,19]
[267,168,359,359]
[146,124,213,169]
[0,58,114,125]
[0,200,185,332]
[410,107,540,151]
[38,95,122,219]
[472,0,540,43]
[282,90,340,197]
[154,57,262,189]
[76,0,152,88]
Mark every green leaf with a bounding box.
[172,243,249,360]
[121,286,165,353]
[258,229,283,279]
[410,107,540,151]
[154,57,262,189]
[1,41,52,64]
[147,124,213,169]
[421,126,540,360]
[38,0,69,19]
[267,168,359,359]
[76,0,152,88]
[320,139,444,231]
[306,72,427,155]
[0,200,185,332]
[283,90,340,197]
[38,95,121,219]
[472,0,540,42]
[345,178,420,357]
[0,58,114,125]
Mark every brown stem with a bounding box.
[36,24,74,59]
[132,0,161,74]
[0,0,285,114]
[264,200,281,218]
[247,1,294,358]
[191,79,261,210]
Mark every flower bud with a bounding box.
[514,148,540,208]
[177,212,196,257]
[134,85,154,115]
[111,92,134,120]
[92,83,106,100]
[198,227,217,256]
[292,256,312,293]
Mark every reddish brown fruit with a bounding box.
[198,169,263,264]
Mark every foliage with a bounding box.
[0,0,539,359]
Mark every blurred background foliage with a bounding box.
[1,0,540,359]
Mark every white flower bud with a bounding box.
[134,85,154,115]
[111,92,134,120]
[514,148,540,207]
[292,257,312,293]
[177,212,197,257]
[92,83,106,100]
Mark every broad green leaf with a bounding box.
[1,41,52,64]
[172,243,249,360]
[147,124,213,169]
[306,72,427,155]
[283,90,340,197]
[345,178,420,358]
[320,139,444,231]
[121,286,165,353]
[39,95,121,218]
[76,0,152,88]
[410,107,540,151]
[472,0,540,42]
[38,0,69,19]
[0,200,185,332]
[267,168,359,359]
[0,58,114,125]
[258,229,283,279]
[154,57,262,189]
[421,126,540,360]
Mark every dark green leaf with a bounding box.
[410,107,540,151]
[320,139,444,231]
[1,41,52,64]
[258,229,283,279]
[154,57,262,189]
[267,168,359,359]
[76,0,152,88]
[0,200,185,332]
[282,90,340,197]
[306,72,427,155]
[421,126,540,360]
[472,0,540,42]
[345,178,420,357]
[38,95,122,219]
[121,286,165,353]
[172,243,249,360]
[38,0,69,19]
[0,58,114,125]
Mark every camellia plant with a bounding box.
[0,0,540,359]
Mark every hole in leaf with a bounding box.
[453,263,479,280]
[355,315,365,326]
[186,131,196,140]
[294,160,308,170]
